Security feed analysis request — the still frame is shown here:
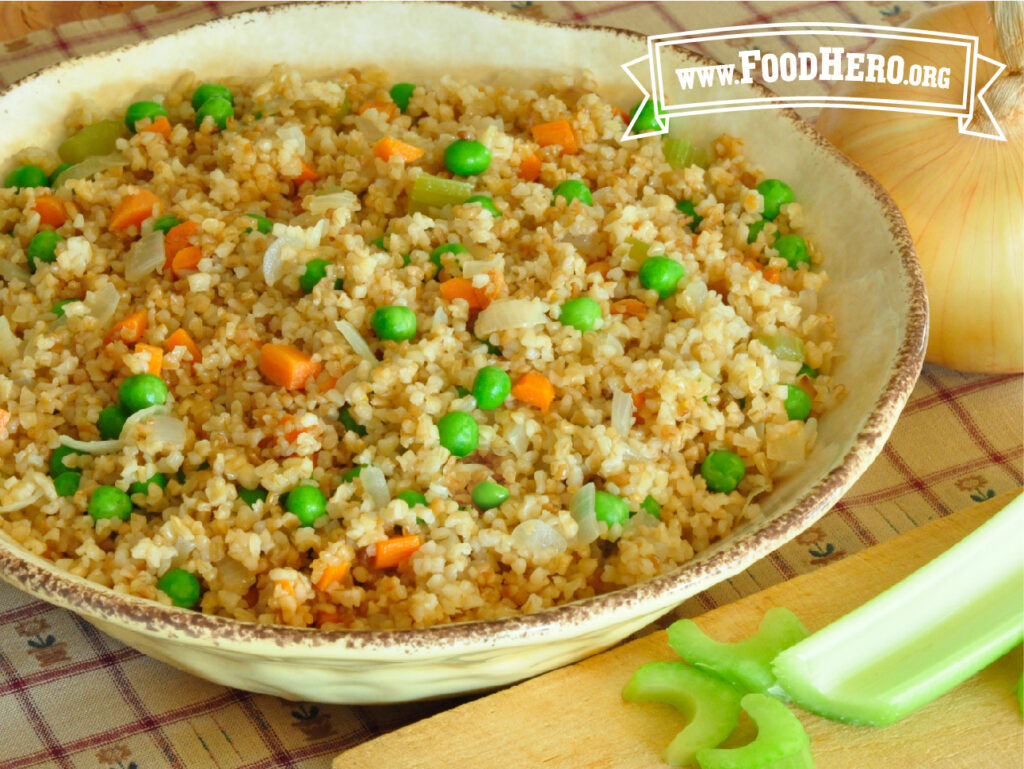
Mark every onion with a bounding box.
[0,489,43,513]
[262,238,291,286]
[510,519,567,558]
[125,230,165,282]
[765,422,807,462]
[0,317,19,365]
[505,422,528,457]
[474,298,548,338]
[148,415,186,448]
[0,258,30,285]
[818,2,1023,373]
[308,190,357,215]
[335,320,377,367]
[58,404,172,455]
[360,465,390,509]
[59,434,124,454]
[610,388,634,437]
[84,283,121,325]
[54,153,128,186]
[569,483,600,546]
[462,257,502,277]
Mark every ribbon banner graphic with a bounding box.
[623,22,1007,142]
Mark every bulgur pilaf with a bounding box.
[0,66,842,629]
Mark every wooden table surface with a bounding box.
[0,1,150,42]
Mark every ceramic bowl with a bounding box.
[0,2,926,703]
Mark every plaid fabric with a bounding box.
[0,2,1020,767]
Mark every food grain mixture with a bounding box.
[0,66,842,629]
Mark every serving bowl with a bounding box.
[0,2,926,703]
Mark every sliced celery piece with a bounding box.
[626,237,650,262]
[58,120,128,164]
[623,661,743,767]
[668,608,809,693]
[664,138,711,170]
[772,496,1024,726]
[410,174,473,207]
[696,694,814,769]
[756,333,805,363]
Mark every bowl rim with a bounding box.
[0,0,928,652]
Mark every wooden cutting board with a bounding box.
[336,491,1023,769]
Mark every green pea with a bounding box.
[559,296,602,332]
[401,253,411,267]
[27,231,62,271]
[237,486,267,506]
[117,373,168,413]
[129,472,167,499]
[285,484,327,526]
[124,101,168,132]
[54,471,81,498]
[594,490,630,527]
[390,82,416,112]
[397,489,427,507]
[50,446,83,477]
[341,465,364,483]
[747,219,768,244]
[701,450,746,494]
[195,96,233,131]
[370,236,387,250]
[437,411,478,457]
[299,258,329,294]
[191,83,235,111]
[152,215,181,234]
[157,568,201,609]
[429,243,467,276]
[478,337,502,356]
[472,480,509,511]
[757,179,794,220]
[629,100,661,133]
[4,164,49,190]
[371,305,417,341]
[455,385,470,398]
[774,234,809,269]
[49,163,73,186]
[444,139,491,176]
[50,299,80,317]
[798,363,819,379]
[88,485,132,522]
[338,404,367,437]
[641,494,661,519]
[784,384,812,421]
[639,256,686,299]
[333,278,345,291]
[472,366,511,410]
[97,404,129,440]
[552,179,592,206]
[675,200,703,230]
[465,195,501,217]
[245,213,273,234]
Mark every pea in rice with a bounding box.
[0,66,842,630]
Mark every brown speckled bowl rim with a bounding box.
[0,1,927,653]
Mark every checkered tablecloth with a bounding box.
[1,2,1021,768]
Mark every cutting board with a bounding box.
[336,491,1023,769]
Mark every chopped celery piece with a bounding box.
[756,333,804,363]
[772,495,1024,727]
[696,694,814,769]
[663,137,711,170]
[58,120,128,164]
[623,661,743,767]
[410,174,473,207]
[626,237,650,262]
[668,608,809,693]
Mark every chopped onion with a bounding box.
[610,388,634,437]
[505,422,528,457]
[59,434,124,454]
[262,236,297,286]
[570,483,600,546]
[0,489,43,514]
[54,153,128,186]
[360,465,390,509]
[0,258,30,285]
[148,415,186,448]
[125,230,165,282]
[0,317,19,365]
[765,422,807,462]
[85,283,121,325]
[352,114,386,144]
[308,190,356,215]
[474,299,548,338]
[462,257,502,277]
[335,320,377,367]
[511,519,567,557]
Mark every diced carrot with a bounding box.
[296,160,319,183]
[165,328,202,364]
[274,579,297,600]
[357,100,399,120]
[33,195,67,227]
[139,115,172,139]
[518,154,542,182]
[531,120,578,155]
[259,343,321,390]
[762,267,781,284]
[0,408,10,437]
[315,609,344,627]
[163,219,199,269]
[373,534,422,569]
[109,189,161,231]
[373,136,425,163]
[511,371,555,412]
[440,277,490,310]
[317,372,338,391]
[316,561,352,592]
[744,258,761,272]
[586,260,612,277]
[610,298,648,319]
[280,414,314,444]
[628,389,647,425]
[105,311,148,345]
[135,343,163,375]
[171,245,202,277]
[613,106,630,123]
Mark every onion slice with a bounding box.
[335,320,377,367]
[54,153,128,186]
[0,317,19,365]
[84,283,121,325]
[611,388,634,438]
[360,465,390,509]
[58,404,173,455]
[0,489,43,514]
[570,482,600,546]
[125,230,165,282]
[474,299,548,338]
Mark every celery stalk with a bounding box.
[696,694,814,769]
[410,174,473,207]
[663,137,711,170]
[772,495,1024,726]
